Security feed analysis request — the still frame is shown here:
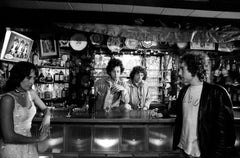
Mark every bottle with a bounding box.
[61,83,69,98]
[231,60,237,72]
[54,72,60,82]
[45,71,53,82]
[32,51,39,66]
[44,84,52,99]
[88,87,96,118]
[38,71,45,82]
[59,70,64,82]
[65,58,70,68]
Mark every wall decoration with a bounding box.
[69,33,88,51]
[0,29,33,62]
[107,36,123,52]
[39,34,58,59]
[125,38,139,50]
[90,33,104,46]
[190,42,215,50]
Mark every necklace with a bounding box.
[15,89,32,109]
[15,89,26,97]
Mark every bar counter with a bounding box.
[33,110,240,158]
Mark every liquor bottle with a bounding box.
[88,87,96,118]
[65,58,70,68]
[45,71,53,82]
[38,71,45,82]
[59,70,64,82]
[32,51,39,66]
[54,72,60,82]
[44,84,52,99]
[231,60,237,72]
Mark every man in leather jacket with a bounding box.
[173,52,236,158]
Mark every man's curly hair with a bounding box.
[130,66,147,81]
[106,58,124,75]
[181,51,207,81]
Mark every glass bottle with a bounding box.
[44,84,52,99]
[38,70,45,82]
[59,70,64,82]
[32,51,39,66]
[46,71,53,82]
[61,83,69,98]
[88,87,96,118]
[65,58,70,68]
[54,71,60,82]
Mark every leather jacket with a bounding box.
[173,82,236,158]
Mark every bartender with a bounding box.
[94,58,130,112]
[126,66,153,110]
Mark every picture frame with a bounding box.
[0,29,33,62]
[39,33,58,59]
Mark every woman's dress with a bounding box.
[0,92,38,158]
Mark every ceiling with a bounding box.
[1,0,240,28]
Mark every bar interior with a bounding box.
[0,1,240,158]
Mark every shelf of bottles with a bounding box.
[212,56,240,108]
[32,52,71,110]
[35,67,69,100]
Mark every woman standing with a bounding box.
[0,61,51,158]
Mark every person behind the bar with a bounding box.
[173,51,237,158]
[126,66,152,110]
[94,58,130,112]
[0,61,51,158]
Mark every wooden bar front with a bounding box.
[33,111,240,158]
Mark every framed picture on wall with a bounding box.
[0,29,33,62]
[39,33,58,59]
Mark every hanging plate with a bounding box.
[141,41,153,48]
[90,33,104,45]
[70,33,88,51]
[125,38,139,50]
[107,36,122,52]
[177,42,188,49]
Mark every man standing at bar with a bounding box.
[94,58,130,112]
[126,66,152,110]
[173,51,236,158]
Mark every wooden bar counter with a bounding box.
[33,110,240,158]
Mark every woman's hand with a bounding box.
[39,109,51,136]
[37,133,50,153]
[38,130,49,142]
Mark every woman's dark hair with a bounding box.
[106,58,124,75]
[4,61,38,92]
[130,66,147,80]
[180,52,207,81]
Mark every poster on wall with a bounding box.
[39,33,58,59]
[0,29,33,62]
